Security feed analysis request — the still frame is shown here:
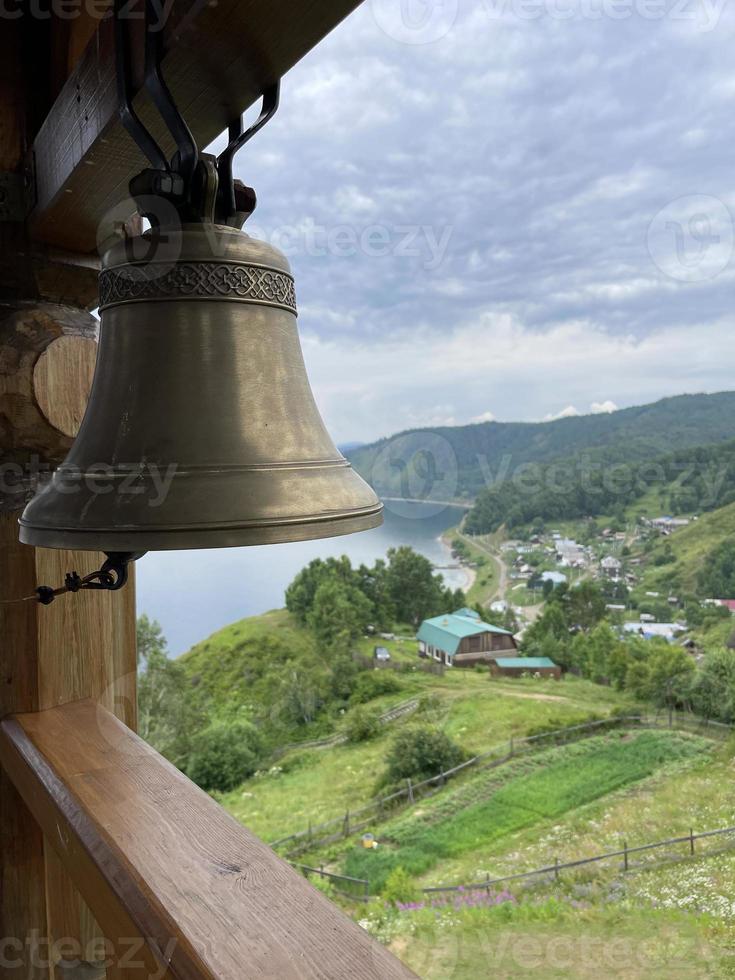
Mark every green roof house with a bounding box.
[491,657,561,679]
[417,609,517,668]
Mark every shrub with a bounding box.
[351,671,402,704]
[416,693,443,721]
[384,727,465,784]
[185,721,263,793]
[382,867,419,906]
[345,706,381,743]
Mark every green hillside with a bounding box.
[159,601,735,978]
[347,392,735,501]
[215,671,632,842]
[638,501,735,596]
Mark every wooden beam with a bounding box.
[0,700,419,980]
[29,0,365,251]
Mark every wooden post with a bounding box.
[0,22,136,977]
[554,857,560,880]
[623,841,628,871]
[343,809,350,838]
[407,778,414,804]
[690,828,695,856]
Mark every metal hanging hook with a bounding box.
[216,82,281,224]
[114,0,280,224]
[143,0,198,189]
[114,0,169,173]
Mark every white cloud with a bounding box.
[302,314,735,443]
[471,411,496,424]
[543,406,581,422]
[590,400,619,414]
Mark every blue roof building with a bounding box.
[492,656,561,678]
[417,609,516,667]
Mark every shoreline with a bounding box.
[438,529,477,592]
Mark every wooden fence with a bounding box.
[351,652,445,676]
[292,822,735,903]
[270,711,731,854]
[271,697,420,761]
[291,862,371,902]
[421,823,735,896]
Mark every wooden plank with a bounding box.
[0,700,419,980]
[30,0,365,251]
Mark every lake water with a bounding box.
[136,501,468,655]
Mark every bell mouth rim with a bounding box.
[18,504,384,551]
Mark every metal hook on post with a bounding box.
[34,552,146,606]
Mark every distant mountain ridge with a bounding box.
[346,392,735,501]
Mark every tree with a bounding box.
[584,623,624,685]
[690,648,735,722]
[137,615,203,768]
[384,727,465,784]
[384,546,463,625]
[557,581,606,630]
[184,721,263,793]
[275,666,329,726]
[355,558,395,628]
[523,603,568,656]
[307,578,373,649]
[642,645,696,724]
[698,541,735,598]
[285,556,357,623]
[345,706,381,743]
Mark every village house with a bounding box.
[417,608,517,667]
[600,555,622,580]
[650,516,691,534]
[490,657,561,680]
[555,538,586,566]
[622,622,687,642]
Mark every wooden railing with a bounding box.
[0,699,417,978]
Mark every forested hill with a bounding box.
[464,438,735,533]
[346,392,735,501]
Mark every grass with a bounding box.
[635,501,735,595]
[461,735,735,884]
[341,731,706,891]
[353,628,421,665]
[218,672,633,842]
[374,900,730,978]
[442,527,501,606]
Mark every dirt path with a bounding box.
[490,687,570,703]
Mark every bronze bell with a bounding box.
[19,222,383,551]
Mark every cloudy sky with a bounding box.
[215,0,735,444]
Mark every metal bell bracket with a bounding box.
[0,553,145,606]
[35,552,146,606]
[114,0,281,226]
